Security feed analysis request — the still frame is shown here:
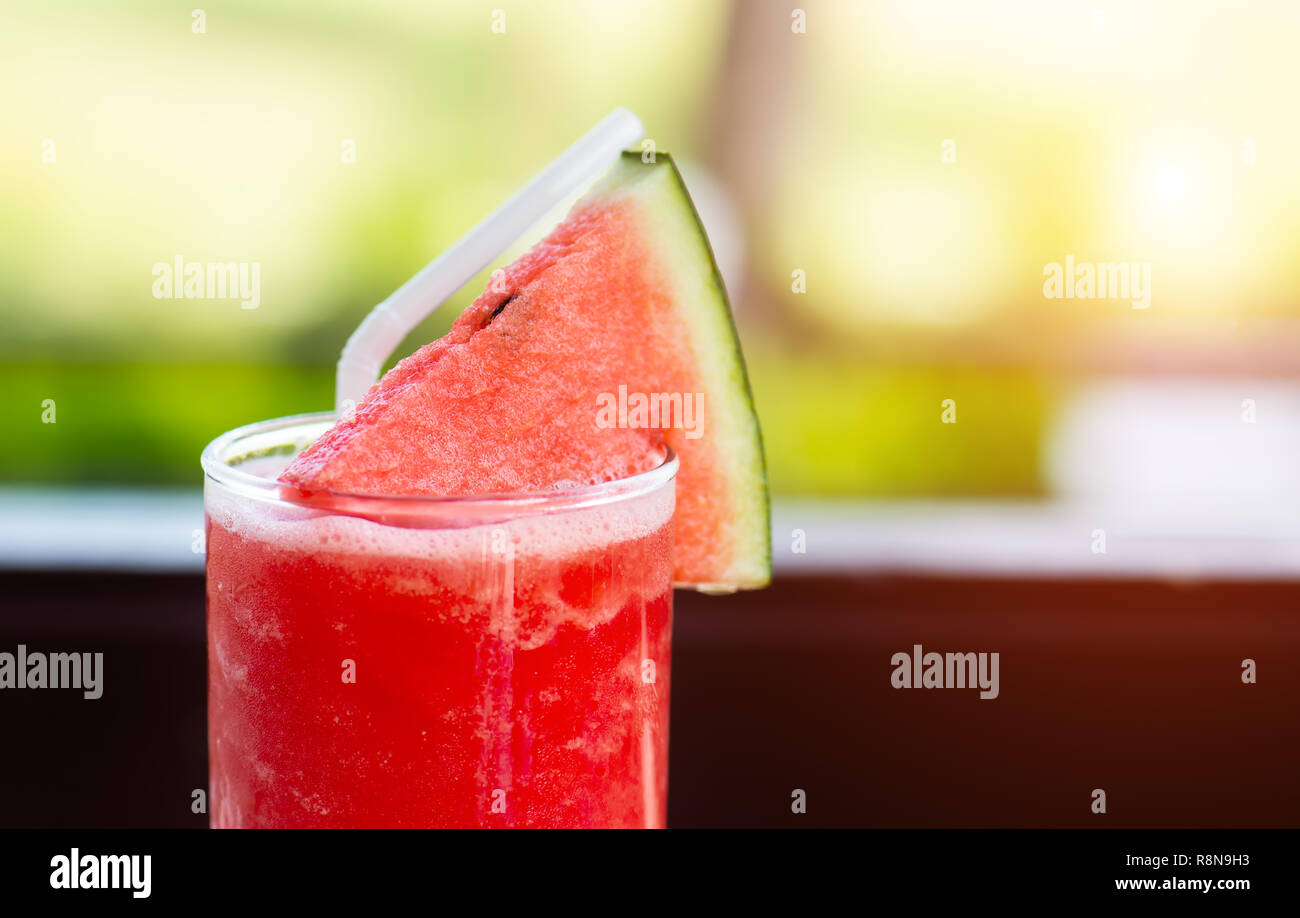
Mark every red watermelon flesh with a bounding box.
[281,153,769,590]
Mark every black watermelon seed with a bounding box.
[485,294,516,326]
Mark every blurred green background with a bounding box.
[3,0,1297,495]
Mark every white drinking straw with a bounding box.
[335,108,645,411]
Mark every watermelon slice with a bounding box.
[282,152,770,590]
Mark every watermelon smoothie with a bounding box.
[201,414,676,828]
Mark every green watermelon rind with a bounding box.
[589,152,772,590]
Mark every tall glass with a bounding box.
[200,413,676,828]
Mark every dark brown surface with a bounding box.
[0,571,1296,828]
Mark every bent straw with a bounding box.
[335,108,645,411]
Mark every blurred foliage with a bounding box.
[0,363,329,485]
[746,348,1050,497]
[0,358,1048,496]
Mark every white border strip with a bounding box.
[2,490,1298,580]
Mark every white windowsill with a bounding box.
[2,487,1298,580]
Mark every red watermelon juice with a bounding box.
[201,413,676,828]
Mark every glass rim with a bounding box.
[200,411,678,519]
